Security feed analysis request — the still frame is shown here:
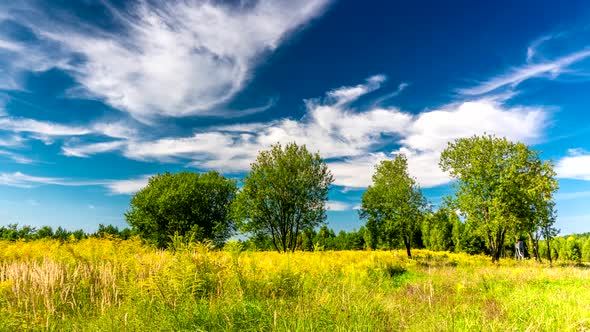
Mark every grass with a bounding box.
[0,238,589,331]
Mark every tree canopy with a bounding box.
[233,142,334,252]
[125,171,237,248]
[360,154,428,258]
[439,134,558,262]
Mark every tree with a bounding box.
[439,134,557,262]
[233,142,334,253]
[360,154,428,258]
[422,208,454,251]
[125,171,237,248]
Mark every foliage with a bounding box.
[126,171,237,248]
[360,154,428,258]
[233,142,334,252]
[440,134,558,262]
[422,208,455,251]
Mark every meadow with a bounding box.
[1,237,589,331]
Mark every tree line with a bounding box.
[0,135,570,262]
[2,222,589,263]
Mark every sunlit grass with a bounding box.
[0,238,589,331]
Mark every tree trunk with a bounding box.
[490,229,505,263]
[527,232,538,261]
[402,235,412,259]
[546,238,552,264]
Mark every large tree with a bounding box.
[360,154,427,258]
[125,171,237,248]
[233,142,334,253]
[439,134,557,262]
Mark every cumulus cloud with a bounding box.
[556,149,590,181]
[0,0,331,119]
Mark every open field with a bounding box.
[1,238,589,331]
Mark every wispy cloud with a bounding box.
[459,49,590,95]
[459,28,590,96]
[0,171,150,195]
[0,149,34,164]
[0,172,70,188]
[62,141,125,158]
[0,0,331,119]
[0,116,91,137]
[371,82,410,106]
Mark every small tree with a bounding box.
[360,154,427,258]
[125,171,237,248]
[233,142,334,253]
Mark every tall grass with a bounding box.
[0,238,589,331]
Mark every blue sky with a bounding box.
[1,0,590,234]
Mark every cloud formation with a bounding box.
[0,0,331,119]
[556,149,590,181]
[63,76,550,188]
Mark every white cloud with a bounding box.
[0,171,151,195]
[556,149,590,181]
[403,101,547,152]
[0,39,23,52]
[0,117,91,136]
[0,135,25,148]
[91,121,137,139]
[326,75,386,106]
[62,141,125,158]
[326,201,353,211]
[0,149,34,164]
[0,172,68,188]
[62,76,550,189]
[328,153,387,188]
[0,115,139,147]
[103,175,151,195]
[459,39,590,96]
[2,0,331,119]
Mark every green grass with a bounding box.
[0,238,589,331]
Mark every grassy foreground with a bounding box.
[0,238,589,331]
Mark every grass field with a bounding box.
[1,238,589,331]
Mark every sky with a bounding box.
[1,0,590,235]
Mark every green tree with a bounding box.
[360,154,428,258]
[233,142,334,253]
[422,208,454,251]
[125,171,237,248]
[501,145,558,262]
[440,134,556,262]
